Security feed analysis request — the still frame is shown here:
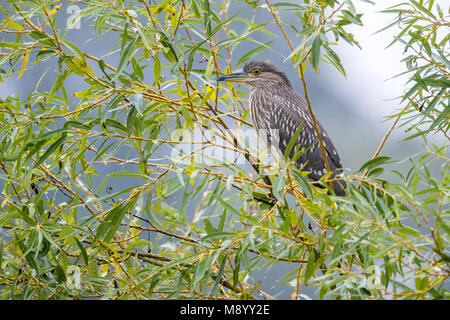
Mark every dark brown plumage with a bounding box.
[218,60,346,196]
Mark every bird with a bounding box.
[217,60,346,196]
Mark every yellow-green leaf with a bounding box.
[18,49,30,79]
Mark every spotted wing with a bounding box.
[262,92,346,195]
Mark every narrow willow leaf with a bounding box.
[132,93,144,115]
[47,70,71,104]
[18,49,30,79]
[29,31,58,47]
[55,264,66,283]
[15,234,38,271]
[126,106,137,137]
[98,59,112,81]
[331,233,371,264]
[160,36,178,63]
[122,239,152,256]
[180,105,194,129]
[73,237,89,266]
[428,105,449,131]
[4,18,24,31]
[368,167,384,177]
[18,205,36,226]
[214,194,240,216]
[65,56,94,76]
[322,45,346,77]
[61,39,85,58]
[202,232,234,241]
[210,253,228,297]
[131,57,144,81]
[311,35,322,71]
[97,201,133,242]
[359,156,391,173]
[325,0,336,7]
[134,24,151,51]
[236,40,274,67]
[34,134,66,168]
[291,170,313,199]
[204,56,214,80]
[284,121,303,159]
[153,55,161,83]
[304,250,316,282]
[113,38,137,80]
[108,170,148,178]
[272,172,286,202]
[0,41,22,49]
[192,255,212,290]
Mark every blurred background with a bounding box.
[0,0,446,299]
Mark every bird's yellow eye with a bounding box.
[251,68,261,76]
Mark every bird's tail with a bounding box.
[331,177,346,197]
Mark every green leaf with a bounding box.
[98,59,112,81]
[331,232,371,264]
[153,55,161,83]
[359,156,391,173]
[325,0,336,7]
[428,105,449,131]
[311,35,322,71]
[113,38,137,80]
[322,45,346,77]
[210,253,228,297]
[132,93,144,116]
[272,172,286,203]
[236,40,274,67]
[64,56,94,76]
[291,170,313,199]
[55,264,66,283]
[29,31,58,47]
[180,105,194,129]
[108,170,148,179]
[192,253,216,290]
[160,36,178,63]
[131,57,144,81]
[73,237,89,266]
[61,39,85,58]
[202,232,234,241]
[134,24,151,51]
[126,106,137,137]
[0,41,22,49]
[214,194,240,217]
[18,49,30,79]
[34,134,66,168]
[47,70,71,105]
[122,239,152,256]
[368,167,384,177]
[15,234,38,271]
[304,250,316,282]
[284,121,303,159]
[17,206,36,226]
[97,200,134,242]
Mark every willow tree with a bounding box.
[0,0,448,300]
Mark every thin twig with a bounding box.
[264,0,334,192]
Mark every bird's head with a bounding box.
[217,60,292,89]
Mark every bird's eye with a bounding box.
[251,68,261,76]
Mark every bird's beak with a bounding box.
[216,72,250,82]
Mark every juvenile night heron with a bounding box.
[217,60,346,196]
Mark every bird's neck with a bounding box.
[249,86,291,100]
